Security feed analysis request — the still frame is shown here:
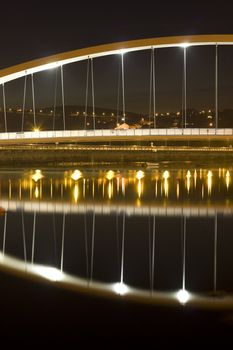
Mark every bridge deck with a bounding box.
[1,199,232,217]
[0,128,233,145]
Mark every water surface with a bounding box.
[0,162,233,306]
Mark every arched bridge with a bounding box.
[1,34,233,145]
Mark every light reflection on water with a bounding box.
[0,164,233,305]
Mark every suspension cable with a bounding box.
[84,58,90,130]
[60,65,66,130]
[183,47,187,128]
[117,59,121,126]
[215,44,218,131]
[31,74,36,127]
[121,53,126,122]
[2,84,7,132]
[181,69,184,131]
[22,75,27,131]
[53,68,58,131]
[152,48,156,128]
[149,48,153,128]
[91,58,95,130]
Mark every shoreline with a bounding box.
[1,144,233,166]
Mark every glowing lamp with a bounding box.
[113,282,128,295]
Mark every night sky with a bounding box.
[1,2,233,113]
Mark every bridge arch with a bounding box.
[1,34,233,84]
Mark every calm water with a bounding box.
[0,162,233,305]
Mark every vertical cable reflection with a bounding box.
[214,213,218,293]
[60,213,66,272]
[90,211,96,283]
[2,212,7,255]
[116,211,120,280]
[21,211,27,264]
[148,215,152,290]
[120,212,126,284]
[31,212,36,263]
[84,208,89,280]
[182,216,187,291]
[151,215,156,293]
[52,213,58,266]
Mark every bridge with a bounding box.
[1,199,232,217]
[1,34,233,145]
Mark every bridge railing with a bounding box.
[1,128,233,141]
[0,198,231,216]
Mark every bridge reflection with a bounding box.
[0,166,232,304]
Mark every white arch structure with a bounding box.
[1,34,233,84]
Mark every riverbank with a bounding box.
[1,144,233,166]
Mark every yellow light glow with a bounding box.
[105,170,115,181]
[73,183,79,202]
[71,170,82,181]
[108,182,113,199]
[136,170,145,180]
[92,180,95,198]
[164,179,169,197]
[176,181,179,199]
[194,169,197,188]
[35,185,39,199]
[83,178,86,198]
[207,170,212,195]
[33,127,40,132]
[155,180,158,197]
[8,179,11,199]
[50,179,53,198]
[162,170,170,180]
[122,177,125,196]
[116,176,120,194]
[226,170,230,189]
[64,177,68,188]
[137,180,142,198]
[186,170,191,193]
[31,169,44,182]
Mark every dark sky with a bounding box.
[1,2,233,113]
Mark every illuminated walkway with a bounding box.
[1,128,233,145]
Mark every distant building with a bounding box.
[115,123,130,130]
